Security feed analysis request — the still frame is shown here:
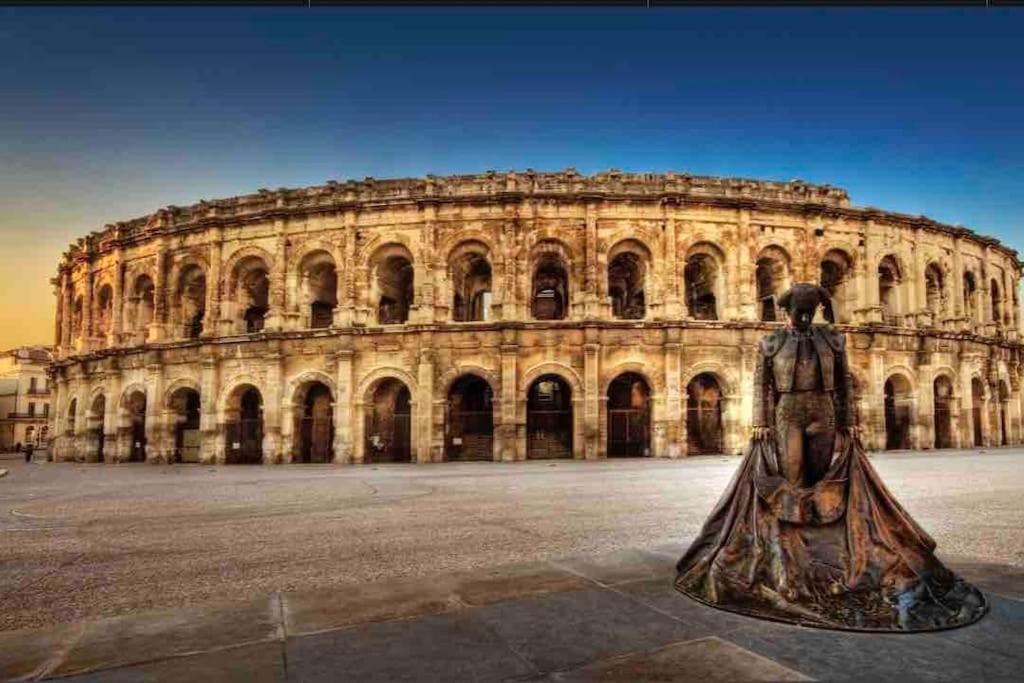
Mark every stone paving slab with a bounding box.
[1,545,1021,682]
[548,636,811,682]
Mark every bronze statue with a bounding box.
[675,283,987,631]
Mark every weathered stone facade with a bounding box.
[47,170,1024,464]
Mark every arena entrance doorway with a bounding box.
[933,376,954,449]
[170,388,201,463]
[296,382,334,463]
[88,394,106,463]
[446,375,493,461]
[125,390,147,462]
[884,376,913,450]
[365,379,412,463]
[527,375,573,459]
[686,374,723,455]
[607,373,651,457]
[225,386,263,464]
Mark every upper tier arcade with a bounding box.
[52,169,1022,359]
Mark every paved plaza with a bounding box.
[1,449,1023,681]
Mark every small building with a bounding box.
[0,346,55,451]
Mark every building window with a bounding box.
[29,377,37,393]
[43,404,49,418]
[28,402,35,417]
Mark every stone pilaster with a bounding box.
[583,327,600,459]
[333,342,355,462]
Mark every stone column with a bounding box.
[60,271,73,353]
[416,337,436,462]
[262,343,284,463]
[204,229,223,339]
[333,342,355,462]
[82,265,94,350]
[583,328,600,459]
[150,244,167,342]
[736,210,755,321]
[582,203,599,319]
[199,353,219,464]
[498,328,519,461]
[911,227,925,326]
[267,225,287,331]
[663,329,683,458]
[662,213,681,319]
[111,256,124,346]
[144,351,165,462]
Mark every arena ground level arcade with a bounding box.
[49,320,1024,465]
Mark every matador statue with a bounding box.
[675,283,987,631]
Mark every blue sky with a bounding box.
[1,7,1022,347]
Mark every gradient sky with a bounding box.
[1,7,1022,350]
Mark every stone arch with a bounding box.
[924,260,949,324]
[447,240,494,322]
[224,245,274,293]
[607,239,652,320]
[877,252,907,323]
[819,246,857,323]
[439,364,500,400]
[167,252,210,291]
[220,379,265,464]
[932,370,957,449]
[601,362,662,398]
[170,257,209,339]
[754,244,793,322]
[354,232,417,266]
[289,239,344,274]
[521,362,585,399]
[217,374,266,415]
[438,230,498,262]
[357,367,420,406]
[357,367,417,464]
[163,377,203,410]
[294,248,339,328]
[445,372,497,461]
[883,369,916,450]
[285,370,337,464]
[119,383,148,462]
[367,242,415,325]
[604,370,654,458]
[683,241,726,321]
[680,361,739,399]
[530,239,574,321]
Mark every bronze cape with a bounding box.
[674,409,988,632]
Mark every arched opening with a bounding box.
[125,390,147,462]
[130,275,155,334]
[232,257,270,333]
[365,379,412,463]
[755,247,790,322]
[88,394,106,462]
[925,263,945,325]
[450,246,492,322]
[66,397,78,436]
[999,380,1010,446]
[96,284,114,339]
[820,249,854,324]
[878,255,903,324]
[686,373,724,455]
[72,296,85,339]
[532,254,569,321]
[171,265,207,339]
[40,425,49,445]
[884,375,913,450]
[169,387,201,463]
[684,252,719,320]
[933,376,954,449]
[294,382,334,463]
[25,426,35,446]
[446,375,494,461]
[371,247,414,325]
[224,385,263,464]
[527,375,573,459]
[991,278,1003,330]
[971,377,985,446]
[964,271,979,324]
[606,373,651,457]
[608,243,647,320]
[300,251,337,329]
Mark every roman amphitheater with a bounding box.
[47,170,1023,465]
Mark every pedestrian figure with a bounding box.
[25,442,34,463]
